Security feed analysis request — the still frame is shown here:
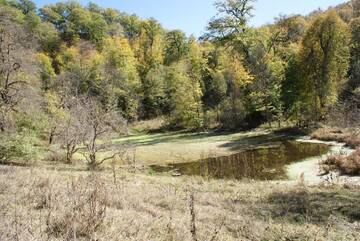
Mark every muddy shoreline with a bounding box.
[287,137,360,185]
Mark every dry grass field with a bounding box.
[1,165,360,241]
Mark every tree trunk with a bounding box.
[49,127,56,145]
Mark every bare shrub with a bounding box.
[326,92,360,129]
[311,126,360,148]
[46,175,107,239]
[59,105,84,164]
[342,133,360,148]
[77,97,127,169]
[316,90,360,148]
[0,7,37,133]
[55,96,128,167]
[43,150,68,163]
[323,148,360,175]
[50,94,87,164]
[32,178,53,210]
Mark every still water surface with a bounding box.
[150,141,329,180]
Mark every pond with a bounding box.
[150,141,330,180]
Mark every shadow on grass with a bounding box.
[112,128,304,150]
[218,133,298,152]
[112,131,236,147]
[260,188,360,224]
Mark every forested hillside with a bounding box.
[1,0,360,165]
[2,1,360,240]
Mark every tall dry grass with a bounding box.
[323,148,360,175]
[0,165,360,240]
[311,126,360,148]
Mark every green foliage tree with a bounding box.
[141,65,167,118]
[37,53,56,90]
[281,45,304,122]
[40,2,107,46]
[349,14,360,90]
[10,0,36,15]
[102,37,140,120]
[40,2,82,44]
[298,11,351,120]
[220,52,253,129]
[167,63,204,130]
[204,0,255,42]
[102,8,123,37]
[42,91,67,144]
[40,23,61,56]
[269,15,307,57]
[133,18,164,77]
[131,19,165,117]
[119,14,142,41]
[1,0,358,147]
[164,30,189,65]
[202,46,227,108]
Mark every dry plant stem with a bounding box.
[111,160,117,185]
[209,217,225,241]
[188,191,197,241]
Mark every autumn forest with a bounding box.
[1,0,360,240]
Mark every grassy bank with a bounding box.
[111,129,294,165]
[0,165,359,241]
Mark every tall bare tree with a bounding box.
[0,7,36,132]
[77,97,127,169]
[57,96,85,163]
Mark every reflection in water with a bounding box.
[150,141,329,180]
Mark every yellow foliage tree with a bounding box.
[299,11,350,120]
[168,62,204,130]
[37,53,56,90]
[103,37,140,119]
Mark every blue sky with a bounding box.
[33,0,348,36]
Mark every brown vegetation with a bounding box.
[45,175,107,239]
[75,98,127,169]
[311,126,360,148]
[0,6,37,133]
[323,148,360,175]
[0,165,360,241]
[313,125,360,176]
